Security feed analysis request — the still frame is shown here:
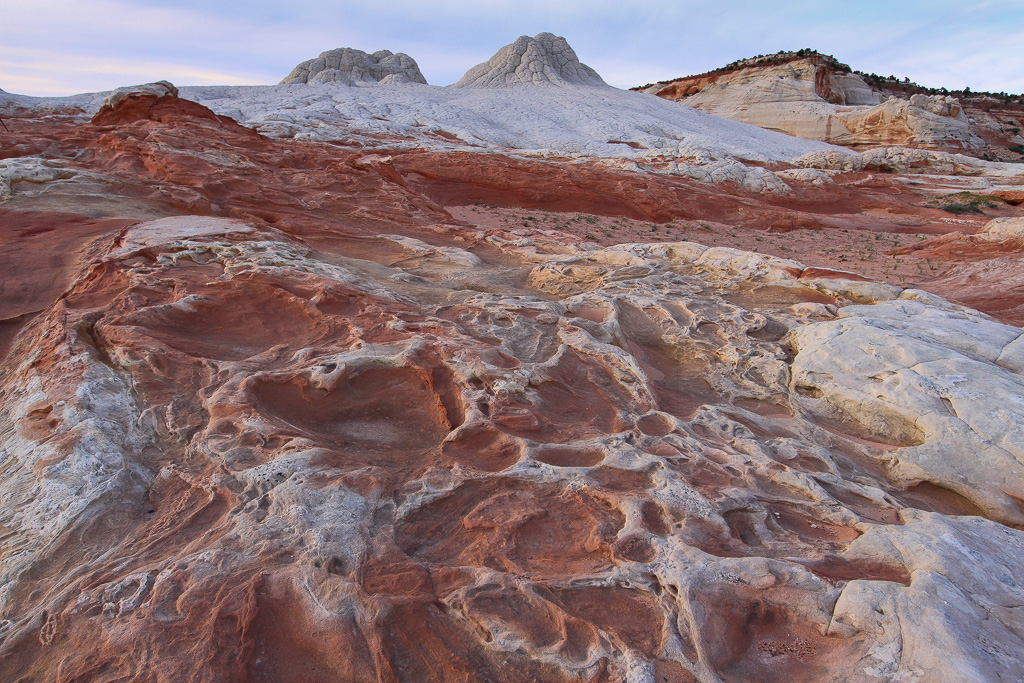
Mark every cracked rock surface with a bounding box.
[452,32,607,88]
[281,48,427,85]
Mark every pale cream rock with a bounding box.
[808,279,904,304]
[775,167,834,185]
[452,32,606,88]
[122,215,255,245]
[651,58,984,150]
[694,246,804,282]
[981,216,1024,240]
[798,146,999,176]
[795,148,865,172]
[831,511,1024,681]
[909,93,965,118]
[675,159,793,194]
[0,156,77,200]
[792,299,1024,524]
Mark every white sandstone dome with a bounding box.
[451,32,607,88]
[281,48,427,85]
[101,80,178,109]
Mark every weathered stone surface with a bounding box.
[1,210,1022,680]
[792,298,1024,524]
[775,167,834,185]
[886,221,1024,326]
[92,84,233,127]
[829,510,1024,680]
[796,145,998,175]
[100,80,178,110]
[1,38,1023,681]
[281,48,427,85]
[0,156,76,199]
[640,57,985,151]
[452,32,607,88]
[983,216,1024,239]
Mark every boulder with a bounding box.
[982,216,1024,240]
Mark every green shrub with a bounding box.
[929,191,1004,215]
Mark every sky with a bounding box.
[2,0,1023,97]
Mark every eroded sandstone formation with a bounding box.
[886,216,1024,324]
[1,211,1022,681]
[281,48,427,85]
[636,54,987,153]
[451,33,607,88]
[1,44,1024,681]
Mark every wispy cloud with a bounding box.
[1,0,1022,95]
[0,47,268,96]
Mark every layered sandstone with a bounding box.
[637,54,986,152]
[883,215,1024,324]
[3,78,1024,322]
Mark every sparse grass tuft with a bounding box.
[930,191,1005,215]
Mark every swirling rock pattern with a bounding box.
[0,212,1022,681]
[1,64,1023,682]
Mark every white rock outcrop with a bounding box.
[0,156,77,200]
[178,75,832,162]
[451,32,606,88]
[981,216,1024,240]
[775,167,834,185]
[675,159,793,194]
[792,298,1024,525]
[281,48,427,85]
[100,80,178,110]
[831,511,1024,680]
[909,93,965,118]
[796,146,997,175]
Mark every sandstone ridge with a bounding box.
[452,32,607,88]
[635,52,1005,155]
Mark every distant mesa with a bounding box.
[281,48,427,85]
[451,32,607,88]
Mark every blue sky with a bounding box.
[2,0,1022,96]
